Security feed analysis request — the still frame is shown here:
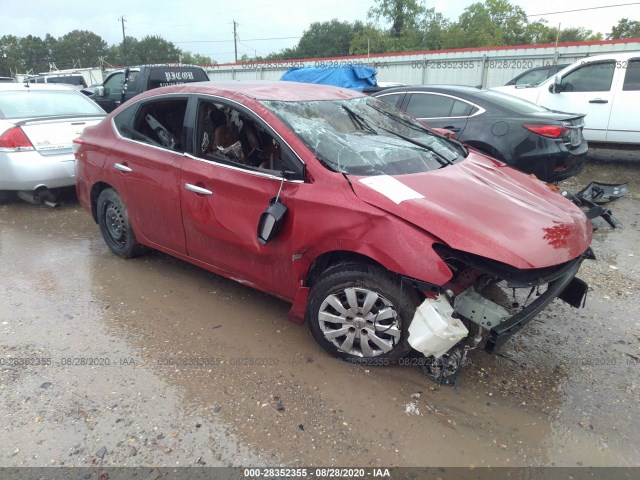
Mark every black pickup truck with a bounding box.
[85,65,209,113]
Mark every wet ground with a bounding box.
[0,155,639,468]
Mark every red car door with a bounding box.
[105,97,188,254]
[180,156,302,299]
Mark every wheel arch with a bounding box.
[90,182,114,223]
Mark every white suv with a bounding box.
[493,51,640,145]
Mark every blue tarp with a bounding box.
[280,66,377,91]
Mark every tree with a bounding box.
[296,19,365,58]
[0,35,22,76]
[446,0,529,48]
[368,0,425,38]
[20,35,50,74]
[608,18,640,39]
[181,52,215,65]
[350,25,396,55]
[53,30,108,69]
[127,35,182,65]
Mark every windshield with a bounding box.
[262,96,462,175]
[0,89,105,119]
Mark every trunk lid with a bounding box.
[18,116,104,156]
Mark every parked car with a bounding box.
[493,51,640,144]
[0,76,16,83]
[505,64,570,87]
[371,85,587,182]
[74,81,592,376]
[84,64,209,113]
[0,83,105,204]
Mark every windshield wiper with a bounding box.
[444,136,469,157]
[369,103,468,158]
[342,105,378,135]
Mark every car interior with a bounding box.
[197,101,284,172]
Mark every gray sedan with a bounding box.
[0,83,105,204]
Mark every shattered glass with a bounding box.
[262,96,462,175]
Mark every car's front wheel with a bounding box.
[306,263,419,364]
[96,188,147,259]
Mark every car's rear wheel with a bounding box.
[306,263,419,364]
[96,188,147,258]
[0,190,12,204]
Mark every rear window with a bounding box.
[478,90,551,114]
[147,68,209,89]
[0,89,105,119]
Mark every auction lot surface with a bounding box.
[1,156,639,468]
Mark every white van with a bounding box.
[493,51,640,144]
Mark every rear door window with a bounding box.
[375,93,404,108]
[405,93,473,118]
[622,58,640,91]
[116,97,189,152]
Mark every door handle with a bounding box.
[184,183,213,195]
[443,126,461,132]
[114,163,132,172]
[589,99,608,104]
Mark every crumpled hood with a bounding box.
[349,155,592,269]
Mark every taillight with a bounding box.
[72,137,84,156]
[522,124,569,139]
[0,126,35,151]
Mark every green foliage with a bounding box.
[181,52,215,66]
[368,0,425,38]
[608,18,640,39]
[53,30,108,68]
[297,19,365,57]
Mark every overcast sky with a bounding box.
[4,0,640,64]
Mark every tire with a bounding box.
[0,190,12,205]
[96,188,147,258]
[306,263,419,364]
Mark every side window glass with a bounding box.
[103,73,124,96]
[406,93,455,118]
[118,98,188,152]
[561,61,615,92]
[376,93,403,108]
[515,68,549,86]
[622,59,640,91]
[196,100,302,177]
[450,100,473,117]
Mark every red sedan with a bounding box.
[74,81,592,379]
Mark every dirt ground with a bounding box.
[0,153,638,469]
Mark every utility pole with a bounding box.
[233,20,238,63]
[118,16,127,64]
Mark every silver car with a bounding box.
[0,83,105,204]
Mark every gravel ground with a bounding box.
[0,154,638,470]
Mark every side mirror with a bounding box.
[550,75,562,94]
[257,198,288,245]
[96,86,105,97]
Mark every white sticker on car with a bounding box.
[359,175,424,204]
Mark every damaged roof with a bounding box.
[139,80,365,102]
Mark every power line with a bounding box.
[174,36,301,44]
[528,2,640,17]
